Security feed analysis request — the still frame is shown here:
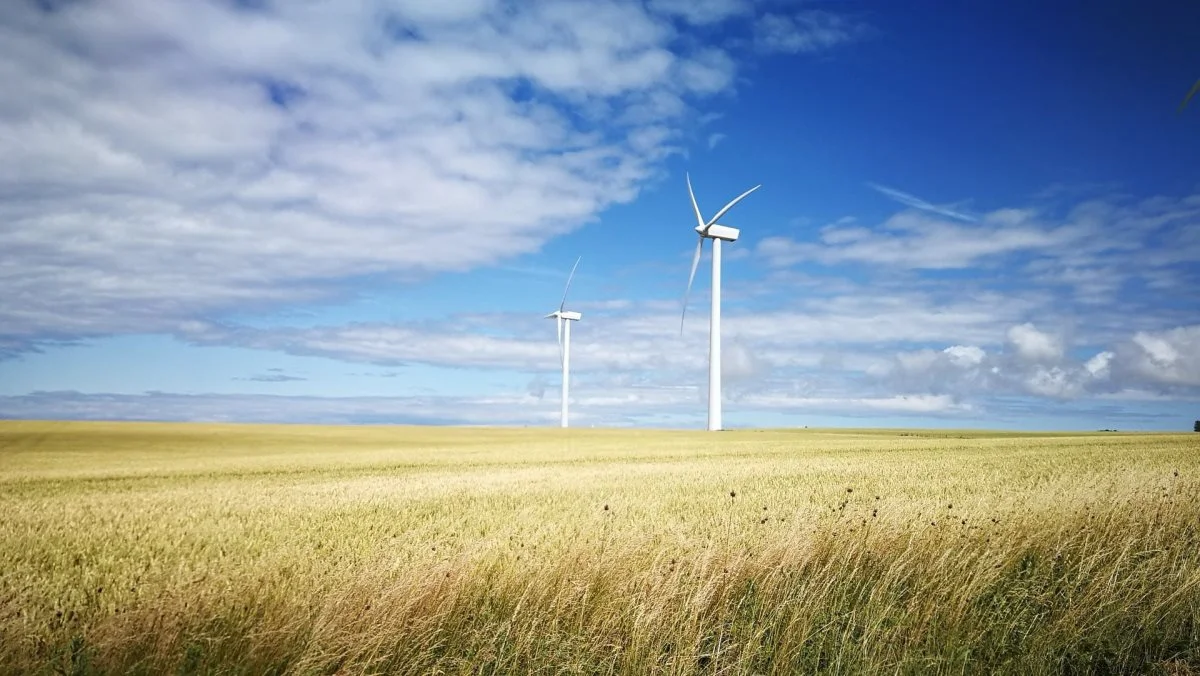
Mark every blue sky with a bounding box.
[1,0,1198,430]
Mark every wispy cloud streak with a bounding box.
[868,183,976,221]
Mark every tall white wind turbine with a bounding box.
[546,257,582,428]
[681,174,761,431]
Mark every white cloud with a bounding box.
[757,192,1200,287]
[883,345,995,398]
[817,221,872,245]
[5,321,1198,426]
[1118,326,1200,387]
[876,321,1200,403]
[165,287,1200,405]
[0,0,769,353]
[721,341,762,381]
[1084,351,1113,378]
[178,320,559,372]
[0,390,558,426]
[758,209,1081,269]
[944,345,986,367]
[1023,366,1079,398]
[648,0,752,25]
[1132,332,1179,366]
[1025,263,1125,305]
[1007,323,1063,363]
[754,11,870,55]
[169,288,1038,378]
[1,0,885,359]
[738,393,971,415]
[707,132,727,149]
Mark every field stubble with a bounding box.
[0,421,1198,674]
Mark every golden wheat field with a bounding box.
[0,421,1197,675]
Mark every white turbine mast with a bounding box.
[546,256,582,428]
[681,174,761,432]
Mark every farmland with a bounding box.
[1,421,1197,674]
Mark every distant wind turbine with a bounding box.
[681,174,760,432]
[546,257,582,428]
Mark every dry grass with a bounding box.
[1,421,1197,674]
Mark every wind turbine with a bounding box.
[681,174,761,432]
[546,256,582,428]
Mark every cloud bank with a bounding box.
[1,0,869,356]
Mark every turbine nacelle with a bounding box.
[546,310,582,321]
[697,223,740,242]
[682,174,760,335]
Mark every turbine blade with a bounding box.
[559,256,581,311]
[681,236,704,335]
[706,184,761,229]
[686,173,706,231]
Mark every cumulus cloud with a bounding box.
[878,322,1200,402]
[1022,366,1079,398]
[944,345,986,368]
[882,346,993,399]
[1006,323,1063,363]
[1116,326,1200,387]
[1084,351,1113,378]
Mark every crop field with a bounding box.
[0,421,1198,674]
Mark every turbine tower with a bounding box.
[546,257,582,428]
[681,174,761,431]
